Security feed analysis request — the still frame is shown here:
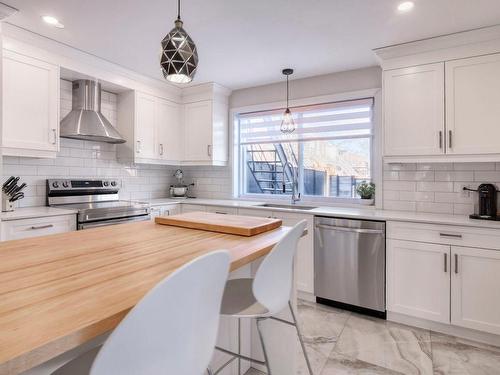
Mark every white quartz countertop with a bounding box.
[0,206,78,221]
[147,197,500,229]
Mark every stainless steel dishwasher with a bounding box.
[314,216,386,318]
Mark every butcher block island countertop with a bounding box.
[0,220,291,375]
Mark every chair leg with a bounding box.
[206,367,214,375]
[256,318,272,375]
[288,301,314,375]
[237,318,241,375]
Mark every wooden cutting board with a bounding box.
[155,211,282,236]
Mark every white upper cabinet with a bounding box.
[445,53,500,155]
[135,92,157,159]
[117,91,182,164]
[3,50,60,158]
[117,83,229,166]
[384,63,445,156]
[157,97,182,162]
[182,84,230,166]
[183,100,213,162]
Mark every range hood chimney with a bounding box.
[60,80,126,144]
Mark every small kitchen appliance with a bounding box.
[170,169,194,198]
[464,183,499,220]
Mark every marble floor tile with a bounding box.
[295,300,351,375]
[431,332,500,375]
[333,314,433,375]
[321,352,404,374]
[244,369,265,375]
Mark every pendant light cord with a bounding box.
[177,0,181,20]
[286,75,289,108]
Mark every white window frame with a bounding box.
[230,88,382,208]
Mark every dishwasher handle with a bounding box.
[316,223,385,235]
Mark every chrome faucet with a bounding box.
[283,162,301,204]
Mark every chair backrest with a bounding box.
[252,220,307,315]
[90,250,231,375]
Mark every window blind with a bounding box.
[239,98,373,145]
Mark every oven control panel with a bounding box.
[47,179,121,191]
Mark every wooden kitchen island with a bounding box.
[0,220,292,375]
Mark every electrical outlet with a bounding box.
[460,184,473,198]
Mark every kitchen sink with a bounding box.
[260,203,318,210]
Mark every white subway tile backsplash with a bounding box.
[384,162,500,216]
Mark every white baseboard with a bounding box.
[297,290,315,303]
[388,312,500,347]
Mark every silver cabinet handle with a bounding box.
[30,224,54,230]
[316,223,385,235]
[444,253,448,273]
[207,145,212,157]
[136,140,141,153]
[51,129,57,144]
[215,211,227,215]
[439,232,462,239]
[448,130,452,149]
[159,144,164,156]
[454,253,459,274]
[439,131,443,149]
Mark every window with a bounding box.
[237,98,373,199]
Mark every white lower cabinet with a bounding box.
[451,246,500,335]
[180,204,207,213]
[1,215,76,241]
[206,205,238,215]
[387,221,500,335]
[387,239,450,323]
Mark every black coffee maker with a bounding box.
[466,183,499,220]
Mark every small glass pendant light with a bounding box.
[160,0,198,84]
[280,68,296,134]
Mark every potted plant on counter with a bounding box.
[356,181,375,206]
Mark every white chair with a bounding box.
[52,250,231,375]
[211,220,313,375]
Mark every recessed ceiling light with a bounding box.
[42,15,64,28]
[397,1,414,12]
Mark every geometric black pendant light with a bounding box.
[160,0,198,83]
[280,68,296,134]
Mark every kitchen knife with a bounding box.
[3,177,18,193]
[11,183,26,195]
[2,176,15,190]
[5,179,20,195]
[9,192,24,202]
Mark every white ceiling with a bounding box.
[4,0,500,89]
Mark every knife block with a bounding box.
[2,193,14,212]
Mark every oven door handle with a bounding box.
[79,215,150,229]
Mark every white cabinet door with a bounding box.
[272,212,314,294]
[451,246,500,335]
[135,92,157,159]
[446,54,500,155]
[184,100,213,162]
[387,239,450,323]
[150,204,180,220]
[1,215,76,241]
[3,50,59,156]
[156,98,182,162]
[384,63,445,156]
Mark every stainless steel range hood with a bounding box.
[60,80,126,144]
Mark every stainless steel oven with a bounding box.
[314,216,386,318]
[47,179,150,229]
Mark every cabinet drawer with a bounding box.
[387,221,500,250]
[237,208,273,218]
[2,215,76,241]
[180,204,206,213]
[205,206,238,215]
